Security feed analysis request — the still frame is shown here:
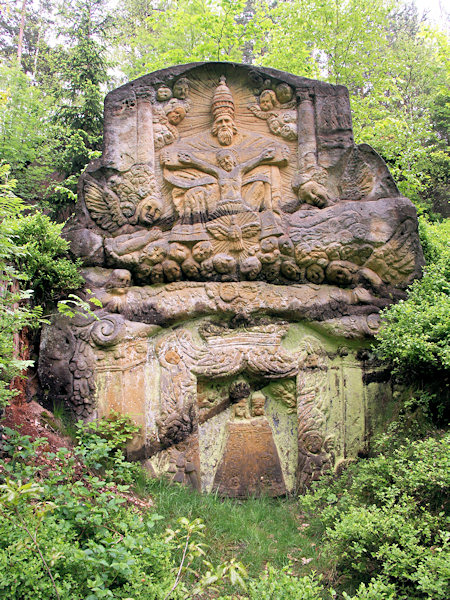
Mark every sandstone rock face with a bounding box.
[39,63,424,496]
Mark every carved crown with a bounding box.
[212,75,235,119]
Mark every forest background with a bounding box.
[0,1,449,599]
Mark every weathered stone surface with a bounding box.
[39,62,425,496]
[213,419,286,497]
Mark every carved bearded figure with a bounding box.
[160,76,289,243]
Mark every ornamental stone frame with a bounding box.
[39,62,424,496]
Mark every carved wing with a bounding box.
[240,222,261,239]
[84,176,128,232]
[205,221,230,241]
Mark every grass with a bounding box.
[139,476,328,581]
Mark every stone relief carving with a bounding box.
[155,322,298,447]
[296,337,334,492]
[248,84,297,141]
[160,76,289,248]
[67,63,423,292]
[84,165,161,232]
[40,63,426,496]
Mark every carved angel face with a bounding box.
[260,236,279,253]
[162,259,182,282]
[276,83,293,104]
[138,197,162,225]
[169,243,190,264]
[280,123,297,141]
[192,241,213,262]
[181,258,200,279]
[150,263,164,284]
[281,258,301,280]
[213,253,236,274]
[167,106,186,125]
[106,269,131,290]
[278,235,294,256]
[173,78,189,100]
[260,90,276,111]
[240,256,262,280]
[143,244,167,265]
[157,85,173,101]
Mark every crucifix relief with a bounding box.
[160,76,289,246]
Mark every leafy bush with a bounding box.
[0,166,43,407]
[75,411,141,483]
[246,565,331,599]
[0,426,253,600]
[299,433,450,599]
[0,429,182,600]
[7,210,83,305]
[376,218,449,383]
[0,166,83,408]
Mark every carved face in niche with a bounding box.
[167,106,186,125]
[251,391,266,416]
[276,83,293,104]
[173,78,189,100]
[211,114,238,146]
[216,149,237,172]
[234,399,249,419]
[157,85,172,102]
[260,89,277,111]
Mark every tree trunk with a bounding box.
[17,0,28,66]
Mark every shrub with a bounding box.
[0,431,182,599]
[375,218,450,379]
[246,565,331,599]
[8,211,83,305]
[299,433,450,599]
[74,411,141,483]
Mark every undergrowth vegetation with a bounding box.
[1,408,448,599]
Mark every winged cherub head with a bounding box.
[137,195,162,226]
